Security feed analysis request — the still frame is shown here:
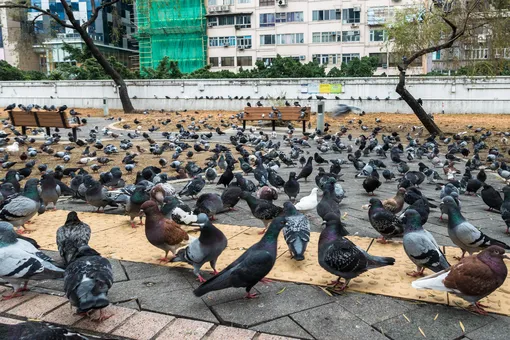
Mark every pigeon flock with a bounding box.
[1,104,510,325]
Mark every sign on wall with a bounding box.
[303,83,342,94]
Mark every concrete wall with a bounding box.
[0,76,509,114]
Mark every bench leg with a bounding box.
[21,126,27,135]
[72,128,77,141]
[243,120,246,130]
[303,121,306,134]
[45,127,51,136]
[272,120,276,131]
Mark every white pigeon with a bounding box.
[295,188,319,212]
[0,221,64,298]
[6,141,19,155]
[78,157,96,165]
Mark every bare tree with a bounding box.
[0,0,135,113]
[386,0,508,135]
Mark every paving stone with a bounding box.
[373,304,495,340]
[155,318,214,340]
[121,261,180,280]
[74,305,136,333]
[212,283,334,327]
[112,311,174,340]
[110,259,128,282]
[0,292,37,313]
[257,334,297,340]
[33,278,65,292]
[7,294,67,319]
[464,319,510,340]
[291,302,387,340]
[114,299,140,311]
[42,302,85,325]
[0,316,23,325]
[335,292,417,325]
[250,316,313,339]
[207,325,256,340]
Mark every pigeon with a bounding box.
[141,200,190,262]
[282,202,310,261]
[193,217,286,298]
[0,221,64,299]
[64,246,113,322]
[0,178,41,232]
[403,209,450,277]
[295,156,313,181]
[501,186,510,234]
[56,211,91,266]
[382,169,395,181]
[255,186,278,201]
[124,185,151,228]
[193,193,223,220]
[481,183,502,212]
[253,158,269,186]
[412,246,508,315]
[295,188,319,213]
[0,321,101,339]
[363,176,381,195]
[179,175,206,199]
[368,198,404,243]
[442,196,510,258]
[205,167,217,183]
[283,171,300,201]
[382,188,406,213]
[39,172,61,210]
[172,214,228,282]
[240,192,283,234]
[85,180,118,213]
[221,186,243,210]
[217,164,234,187]
[316,178,341,219]
[319,212,395,291]
[465,178,483,196]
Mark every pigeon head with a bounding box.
[65,211,81,224]
[403,209,423,232]
[283,201,297,214]
[441,196,458,208]
[478,246,509,262]
[368,198,383,208]
[196,213,209,225]
[0,222,17,245]
[76,245,101,258]
[503,186,510,195]
[322,213,348,236]
[311,188,318,195]
[140,200,159,214]
[482,183,491,189]
[478,246,509,279]
[264,216,287,237]
[396,188,406,197]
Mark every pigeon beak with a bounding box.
[503,254,510,260]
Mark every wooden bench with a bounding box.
[7,110,84,140]
[242,106,311,133]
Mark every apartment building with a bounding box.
[206,0,426,74]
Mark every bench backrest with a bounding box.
[8,110,74,128]
[243,107,311,121]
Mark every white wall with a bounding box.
[0,76,509,114]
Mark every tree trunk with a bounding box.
[396,66,442,136]
[74,26,135,113]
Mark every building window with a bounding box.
[238,0,251,3]
[207,17,218,26]
[260,13,275,27]
[312,32,321,43]
[312,32,341,43]
[209,0,217,4]
[342,53,360,63]
[312,54,340,65]
[432,51,441,60]
[369,30,387,42]
[237,35,252,48]
[224,0,234,5]
[260,0,273,6]
[258,57,275,66]
[260,34,276,45]
[237,56,253,66]
[218,16,235,26]
[276,33,304,44]
[312,9,341,21]
[276,11,304,23]
[342,30,360,42]
[369,53,388,67]
[342,8,361,24]
[221,56,235,66]
[209,36,236,47]
[209,57,219,67]
[236,15,251,28]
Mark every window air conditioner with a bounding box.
[353,6,361,11]
[299,55,306,60]
[224,43,230,47]
[238,45,244,50]
[277,0,288,6]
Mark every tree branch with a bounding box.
[82,0,121,29]
[0,3,75,29]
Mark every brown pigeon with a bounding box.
[382,188,406,214]
[412,245,508,314]
[141,200,190,262]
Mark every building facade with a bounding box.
[28,0,137,73]
[205,0,425,74]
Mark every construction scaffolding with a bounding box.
[136,0,207,74]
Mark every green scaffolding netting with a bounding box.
[137,0,207,73]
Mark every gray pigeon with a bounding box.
[403,209,450,277]
[282,202,310,261]
[440,182,459,199]
[64,246,113,322]
[172,214,227,282]
[0,221,64,299]
[193,193,223,220]
[442,196,510,258]
[439,191,461,220]
[84,180,118,213]
[368,198,404,243]
[0,178,41,232]
[39,173,61,210]
[56,211,91,266]
[179,175,206,199]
